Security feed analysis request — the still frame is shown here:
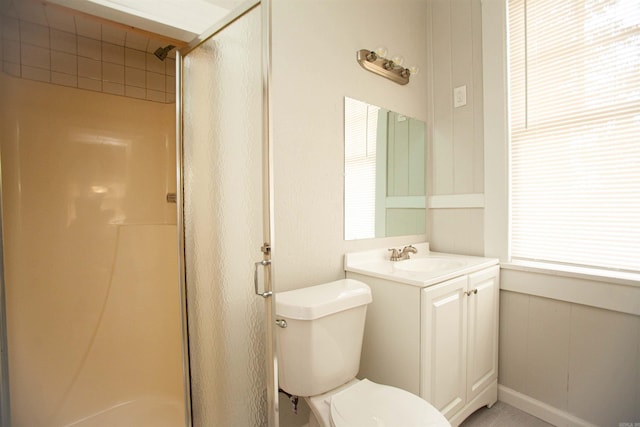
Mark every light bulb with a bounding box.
[374,46,388,58]
[392,55,404,66]
[408,65,420,76]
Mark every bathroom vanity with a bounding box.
[345,243,499,427]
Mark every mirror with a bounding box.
[344,97,426,240]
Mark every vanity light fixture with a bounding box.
[356,49,418,85]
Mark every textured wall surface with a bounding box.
[272,0,429,295]
[271,1,429,425]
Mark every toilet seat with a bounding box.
[328,379,450,427]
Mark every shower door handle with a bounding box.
[254,260,272,298]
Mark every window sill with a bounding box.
[501,260,640,288]
[499,261,640,316]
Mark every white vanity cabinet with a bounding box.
[348,264,499,427]
[421,265,499,424]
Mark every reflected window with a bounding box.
[344,97,380,240]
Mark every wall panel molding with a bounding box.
[428,193,484,209]
[501,267,640,316]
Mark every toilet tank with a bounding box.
[276,279,372,397]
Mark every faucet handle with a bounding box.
[388,248,400,261]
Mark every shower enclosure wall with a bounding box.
[0,72,186,426]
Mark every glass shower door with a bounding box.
[180,4,275,426]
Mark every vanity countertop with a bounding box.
[344,243,499,287]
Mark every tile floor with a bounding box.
[460,401,554,427]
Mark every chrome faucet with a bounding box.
[400,245,418,259]
[388,245,418,261]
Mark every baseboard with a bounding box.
[498,385,598,427]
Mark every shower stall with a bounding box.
[0,0,277,425]
[0,73,185,426]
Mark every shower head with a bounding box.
[153,45,176,61]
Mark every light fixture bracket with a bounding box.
[356,49,410,85]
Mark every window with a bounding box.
[508,0,640,273]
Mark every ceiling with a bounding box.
[1,0,248,44]
[46,0,241,42]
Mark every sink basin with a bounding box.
[393,257,465,273]
[344,243,499,287]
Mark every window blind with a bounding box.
[508,0,640,272]
[344,97,380,240]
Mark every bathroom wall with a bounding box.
[426,0,485,256]
[428,1,640,426]
[0,72,184,426]
[499,281,640,427]
[271,0,429,294]
[271,1,428,425]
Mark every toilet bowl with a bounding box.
[276,279,450,427]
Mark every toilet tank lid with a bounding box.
[276,279,372,320]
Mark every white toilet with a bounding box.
[276,279,451,427]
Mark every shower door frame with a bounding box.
[175,1,278,426]
[0,162,10,427]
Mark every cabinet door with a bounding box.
[466,266,500,403]
[420,276,467,419]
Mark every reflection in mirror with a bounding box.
[344,97,426,240]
